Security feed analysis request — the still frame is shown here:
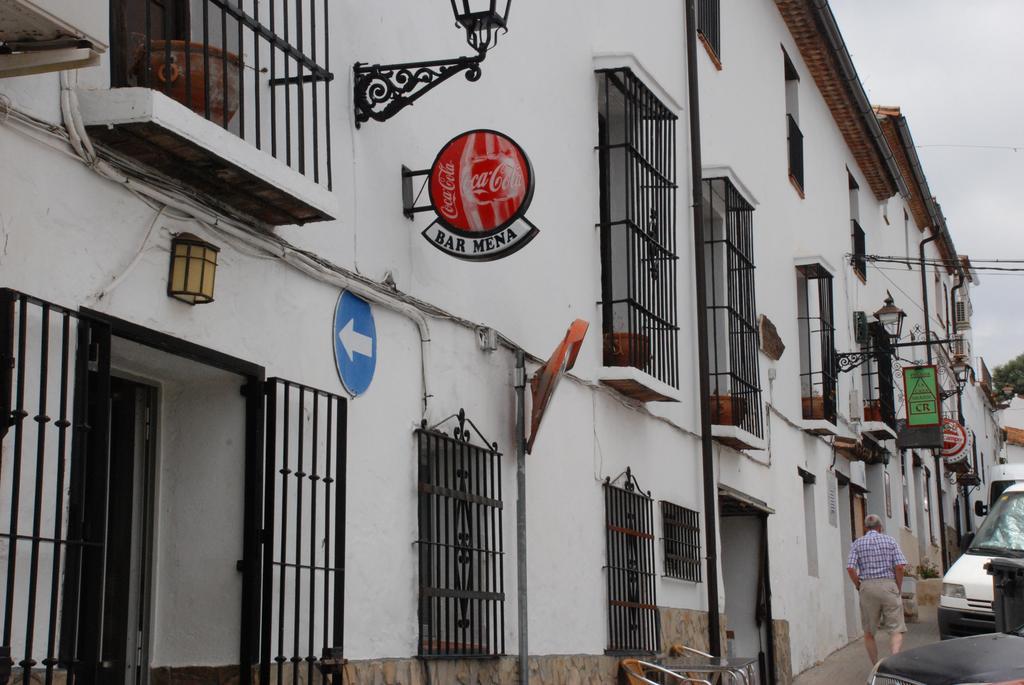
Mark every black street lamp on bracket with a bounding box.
[940,357,974,401]
[353,1,512,126]
[836,292,907,373]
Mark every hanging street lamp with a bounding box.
[353,1,513,126]
[836,292,908,373]
[873,292,907,346]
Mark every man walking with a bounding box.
[847,514,908,664]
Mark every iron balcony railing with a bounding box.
[696,0,721,59]
[596,68,680,389]
[703,177,764,439]
[787,113,804,190]
[112,0,333,188]
[797,264,837,424]
[861,324,896,430]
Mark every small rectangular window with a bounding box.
[660,501,701,582]
[852,220,866,281]
[797,264,837,423]
[800,469,819,577]
[416,417,505,657]
[784,51,802,191]
[904,209,913,268]
[605,472,660,655]
[697,0,721,61]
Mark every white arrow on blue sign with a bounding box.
[334,290,377,397]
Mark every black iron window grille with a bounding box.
[604,468,660,655]
[596,68,680,389]
[859,324,896,430]
[852,220,867,281]
[259,379,347,685]
[797,264,837,424]
[416,410,505,658]
[696,0,721,60]
[787,114,804,190]
[703,177,763,438]
[660,502,701,583]
[111,0,334,188]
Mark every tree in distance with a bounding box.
[993,353,1024,397]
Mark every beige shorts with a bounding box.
[859,579,906,634]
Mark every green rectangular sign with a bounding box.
[903,365,939,426]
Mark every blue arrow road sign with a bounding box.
[334,290,377,397]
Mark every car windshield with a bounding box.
[969,491,1024,557]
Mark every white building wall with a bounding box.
[0,0,1006,679]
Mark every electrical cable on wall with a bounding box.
[0,70,712,441]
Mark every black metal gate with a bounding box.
[3,293,348,685]
[0,288,112,685]
[257,379,346,685]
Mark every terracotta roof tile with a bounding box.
[774,0,902,201]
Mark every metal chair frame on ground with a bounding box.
[620,658,714,685]
[663,646,759,685]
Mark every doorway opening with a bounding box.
[718,486,776,685]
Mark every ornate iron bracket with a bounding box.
[836,350,875,374]
[354,52,485,127]
[838,336,959,375]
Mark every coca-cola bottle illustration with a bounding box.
[451,132,524,232]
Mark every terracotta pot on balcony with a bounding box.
[133,40,241,124]
[603,332,651,369]
[863,399,882,422]
[710,395,747,426]
[802,395,825,420]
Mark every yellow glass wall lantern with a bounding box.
[167,233,220,304]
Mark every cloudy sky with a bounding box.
[830,0,1024,370]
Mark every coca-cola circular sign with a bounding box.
[941,417,969,463]
[422,129,539,261]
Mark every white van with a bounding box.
[939,482,1024,639]
[976,464,1024,517]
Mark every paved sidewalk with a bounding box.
[792,607,941,685]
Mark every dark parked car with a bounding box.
[868,626,1024,685]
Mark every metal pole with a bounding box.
[684,0,722,657]
[514,349,529,684]
[950,272,971,536]
[919,233,949,571]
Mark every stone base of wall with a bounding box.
[10,608,798,685]
[660,607,727,655]
[342,655,620,685]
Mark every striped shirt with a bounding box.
[847,530,908,580]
